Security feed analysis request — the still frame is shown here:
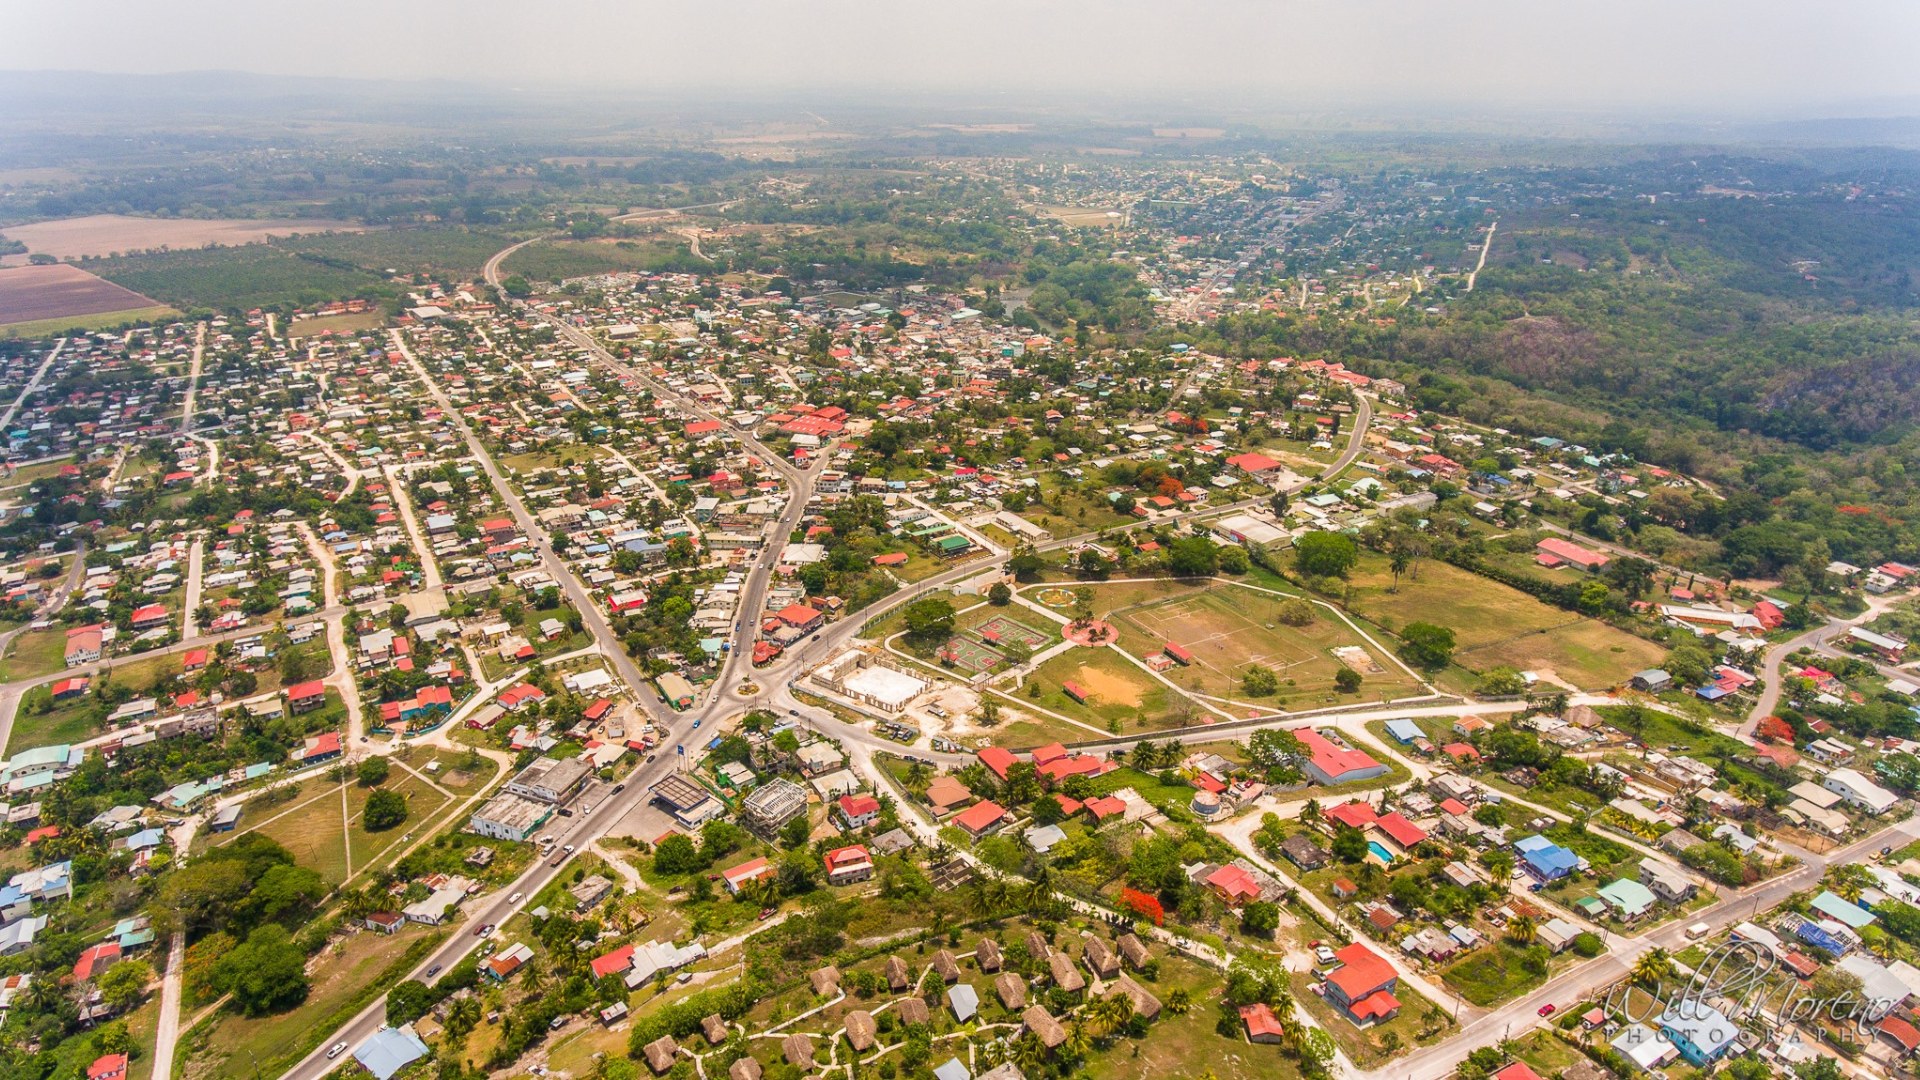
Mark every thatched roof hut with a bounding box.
[1047,951,1085,993]
[642,1036,678,1074]
[975,939,1003,972]
[702,1014,729,1045]
[782,1034,816,1068]
[1021,1005,1068,1049]
[809,965,841,996]
[844,1010,878,1052]
[994,971,1027,1010]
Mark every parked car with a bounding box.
[1314,946,1336,966]
[474,923,495,937]
[426,965,442,979]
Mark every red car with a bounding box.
[1537,1004,1556,1017]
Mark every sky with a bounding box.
[6,0,1919,119]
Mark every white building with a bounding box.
[1824,768,1899,815]
[470,792,554,842]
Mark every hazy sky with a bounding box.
[7,0,1918,118]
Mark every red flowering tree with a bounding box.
[1120,888,1164,926]
[1756,715,1796,745]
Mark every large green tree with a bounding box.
[1293,531,1359,578]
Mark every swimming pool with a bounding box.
[1368,840,1396,863]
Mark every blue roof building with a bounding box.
[1658,1004,1739,1065]
[355,1027,431,1080]
[1514,834,1580,881]
[1384,719,1423,744]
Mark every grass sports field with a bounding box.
[1026,645,1187,731]
[1109,583,1423,702]
[1341,552,1666,689]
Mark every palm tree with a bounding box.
[904,760,932,788]
[1063,1022,1092,1060]
[1508,915,1537,945]
[1165,988,1191,1015]
[1301,799,1322,825]
[1092,993,1134,1036]
[1825,863,1872,902]
[1632,947,1673,989]
[1010,1034,1044,1073]
[1389,550,1411,591]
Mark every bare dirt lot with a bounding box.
[0,214,369,264]
[0,263,162,325]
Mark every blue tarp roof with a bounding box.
[1795,920,1850,956]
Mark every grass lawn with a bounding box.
[186,923,443,1080]
[0,628,73,683]
[1441,938,1553,1007]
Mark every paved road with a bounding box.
[0,337,64,433]
[1740,593,1899,739]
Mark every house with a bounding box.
[365,912,406,935]
[354,1028,432,1080]
[931,949,962,983]
[1204,864,1263,907]
[570,875,614,912]
[1084,937,1120,979]
[64,629,104,667]
[809,966,840,996]
[470,792,553,842]
[995,971,1027,1010]
[837,794,880,830]
[1117,933,1151,970]
[1612,1024,1680,1071]
[975,938,1002,972]
[824,845,874,886]
[1639,861,1698,903]
[1631,669,1672,692]
[483,942,536,981]
[782,1034,816,1069]
[506,755,593,804]
[1022,1006,1068,1049]
[1323,942,1400,1026]
[286,731,343,766]
[1538,917,1582,953]
[1241,1003,1287,1044]
[1658,1003,1739,1065]
[952,800,1006,838]
[721,857,776,895]
[844,1011,878,1052]
[1514,834,1580,881]
[87,1055,127,1080]
[1048,951,1085,993]
[1597,879,1658,921]
[729,1061,762,1080]
[1280,834,1329,871]
[948,983,979,1021]
[1825,768,1899,814]
[1295,729,1388,785]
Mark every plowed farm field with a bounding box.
[0,263,165,327]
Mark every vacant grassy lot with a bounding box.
[217,782,351,884]
[0,629,75,684]
[7,695,99,753]
[187,922,441,1080]
[1341,552,1663,689]
[1441,938,1553,1006]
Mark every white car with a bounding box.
[1314,946,1336,966]
[508,892,523,905]
[326,1043,349,1060]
